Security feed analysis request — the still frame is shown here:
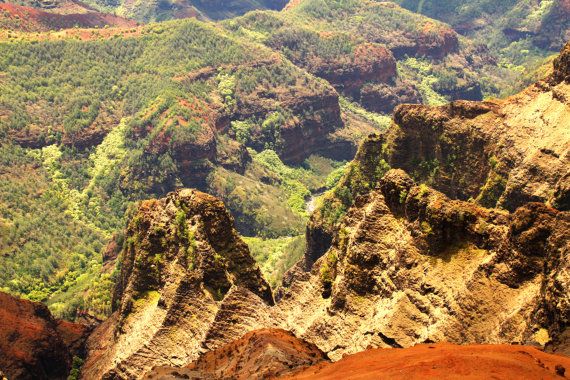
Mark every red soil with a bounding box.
[0,2,136,33]
[286,343,570,380]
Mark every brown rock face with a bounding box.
[0,292,89,380]
[311,43,397,97]
[287,343,570,380]
[82,189,274,379]
[272,170,569,359]
[360,80,422,114]
[145,329,327,380]
[390,23,460,59]
[386,42,570,211]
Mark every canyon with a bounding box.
[0,0,568,379]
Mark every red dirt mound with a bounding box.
[145,328,327,379]
[0,2,136,32]
[286,343,570,380]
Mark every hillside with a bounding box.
[146,329,570,379]
[225,0,500,112]
[0,2,136,33]
[6,0,288,22]
[391,0,570,92]
[0,0,517,319]
[0,16,363,317]
[73,40,570,380]
[0,0,568,371]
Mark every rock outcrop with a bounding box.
[386,41,570,211]
[82,189,274,379]
[0,292,89,380]
[272,169,569,360]
[145,328,327,380]
[82,42,570,379]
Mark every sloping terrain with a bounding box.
[84,41,570,380]
[0,17,358,317]
[391,0,570,92]
[81,189,275,379]
[0,2,136,33]
[393,0,570,51]
[10,0,287,22]
[225,0,498,112]
[287,343,570,380]
[0,0,568,340]
[146,330,570,380]
[0,291,90,380]
[146,328,327,380]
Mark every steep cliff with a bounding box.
[385,42,570,211]
[274,170,569,359]
[82,189,274,379]
[0,292,89,380]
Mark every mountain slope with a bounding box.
[83,42,570,379]
[225,0,499,112]
[0,17,357,316]
[81,189,275,379]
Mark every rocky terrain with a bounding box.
[0,1,137,32]
[146,330,570,379]
[73,40,570,379]
[146,328,327,379]
[385,42,570,211]
[0,2,569,380]
[0,292,90,380]
[288,343,570,379]
[81,189,275,379]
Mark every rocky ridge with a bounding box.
[385,42,570,211]
[146,328,327,380]
[81,189,274,379]
[0,292,90,380]
[78,41,570,379]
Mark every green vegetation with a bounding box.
[67,356,84,380]
[0,18,335,318]
[244,235,305,288]
[393,0,565,96]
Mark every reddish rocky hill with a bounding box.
[0,292,90,380]
[146,329,570,380]
[146,328,327,379]
[287,343,570,380]
[0,2,136,32]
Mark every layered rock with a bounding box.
[0,292,89,380]
[273,169,569,359]
[82,189,274,379]
[145,329,327,379]
[82,43,570,379]
[234,75,343,164]
[385,42,570,211]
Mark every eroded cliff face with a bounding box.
[82,189,274,379]
[0,292,89,380]
[273,170,569,360]
[386,42,570,211]
[82,42,570,379]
